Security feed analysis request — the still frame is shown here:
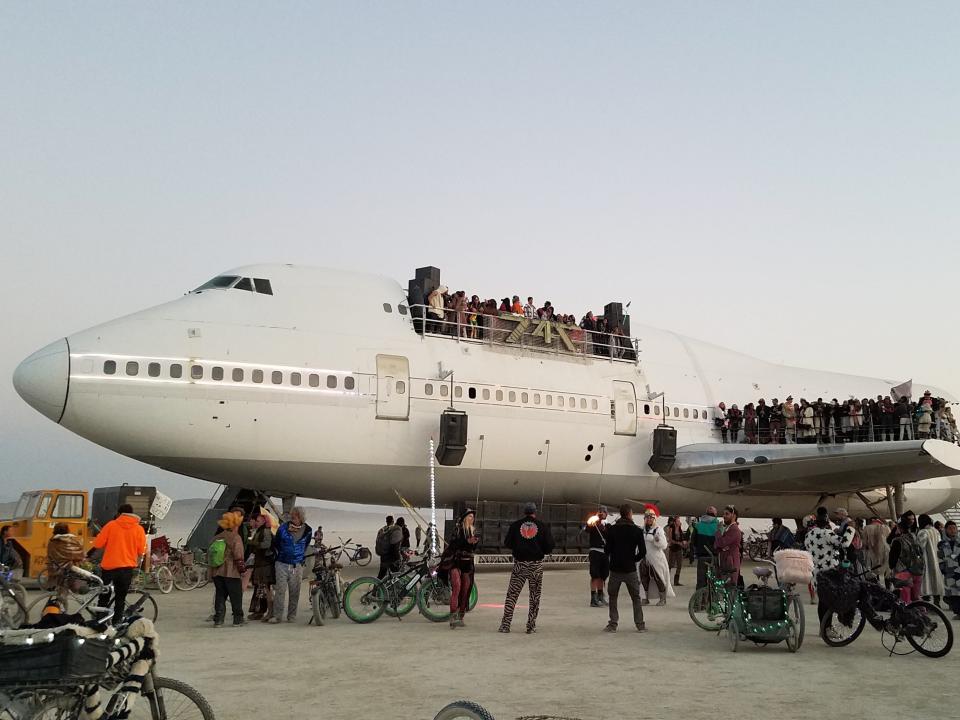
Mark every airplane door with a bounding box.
[376,354,410,420]
[612,380,637,436]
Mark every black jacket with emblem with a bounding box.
[503,515,555,561]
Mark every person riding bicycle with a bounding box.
[87,503,147,621]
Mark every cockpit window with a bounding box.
[234,277,254,292]
[193,275,239,292]
[254,278,273,295]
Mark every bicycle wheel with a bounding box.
[127,590,159,623]
[417,578,452,623]
[155,567,174,594]
[820,607,865,647]
[688,587,727,631]
[787,594,805,649]
[195,565,210,589]
[343,577,386,624]
[0,591,27,629]
[310,588,326,626]
[137,676,214,720]
[433,700,495,720]
[467,582,478,611]
[325,586,341,619]
[383,584,417,618]
[355,547,372,567]
[905,601,954,658]
[173,566,200,592]
[727,620,739,652]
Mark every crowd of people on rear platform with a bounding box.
[423,286,631,357]
[714,390,957,445]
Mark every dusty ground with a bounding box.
[43,563,959,720]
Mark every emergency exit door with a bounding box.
[376,354,410,420]
[612,380,637,436]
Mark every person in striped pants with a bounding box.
[499,503,555,634]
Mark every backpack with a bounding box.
[208,537,227,568]
[897,534,924,576]
[375,526,393,556]
[851,530,862,551]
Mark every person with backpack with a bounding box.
[889,510,924,603]
[375,516,404,579]
[498,502,554,634]
[269,507,313,624]
[209,511,246,627]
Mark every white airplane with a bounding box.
[13,264,960,520]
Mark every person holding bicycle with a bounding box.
[87,503,147,621]
[445,508,480,629]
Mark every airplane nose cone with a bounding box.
[13,338,70,423]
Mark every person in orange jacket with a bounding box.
[87,503,146,621]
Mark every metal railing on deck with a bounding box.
[408,304,640,363]
[712,421,958,445]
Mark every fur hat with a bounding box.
[218,512,242,530]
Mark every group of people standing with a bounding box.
[716,391,957,445]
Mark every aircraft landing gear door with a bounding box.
[612,380,637,436]
[375,354,410,420]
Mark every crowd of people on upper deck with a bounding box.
[422,286,631,357]
[714,391,957,445]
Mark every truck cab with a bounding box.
[2,490,91,577]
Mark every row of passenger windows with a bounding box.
[101,360,356,390]
[643,403,711,421]
[423,382,600,411]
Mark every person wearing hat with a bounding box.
[640,508,674,606]
[586,506,610,607]
[690,506,720,589]
[248,508,278,622]
[782,396,797,444]
[445,508,480,628]
[210,511,247,627]
[499,502,555,634]
[603,503,647,632]
[713,505,743,587]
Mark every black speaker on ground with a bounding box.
[408,279,426,334]
[648,424,678,474]
[415,266,441,296]
[436,409,468,466]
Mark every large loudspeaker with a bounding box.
[436,410,468,466]
[415,266,441,296]
[648,425,678,474]
[407,279,426,334]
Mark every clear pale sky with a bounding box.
[2,3,958,500]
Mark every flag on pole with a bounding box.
[891,379,912,402]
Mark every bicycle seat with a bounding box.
[752,567,773,580]
[892,577,914,589]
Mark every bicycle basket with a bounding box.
[179,550,194,567]
[0,631,111,685]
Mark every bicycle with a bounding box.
[168,547,202,591]
[0,593,212,720]
[0,564,28,630]
[745,531,771,561]
[331,537,372,567]
[818,565,953,658]
[722,562,803,653]
[132,561,174,595]
[688,550,734,631]
[309,547,342,626]
[25,564,159,625]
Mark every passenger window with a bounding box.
[327,375,338,389]
[644,404,650,415]
[309,374,319,387]
[291,372,301,386]
[684,408,689,418]
[398,305,408,315]
[254,278,273,295]
[569,396,575,407]
[521,392,529,403]
[104,360,116,375]
[482,389,490,400]
[440,384,449,397]
[148,362,161,378]
[558,397,565,408]
[272,371,283,385]
[233,368,244,382]
[674,407,680,417]
[509,391,517,402]
[191,365,203,380]
[52,494,84,518]
[455,386,463,398]
[693,409,699,419]
[397,381,406,394]
[546,395,553,406]
[468,387,477,399]
[591,399,598,410]
[234,277,254,292]
[170,364,182,379]
[654,406,660,415]
[534,393,541,405]
[126,361,139,376]
[252,369,264,383]
[496,390,503,401]
[580,398,587,410]
[344,377,355,390]
[383,303,392,313]
[425,383,434,396]
[212,367,224,381]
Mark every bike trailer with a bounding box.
[773,549,814,585]
[0,628,111,685]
